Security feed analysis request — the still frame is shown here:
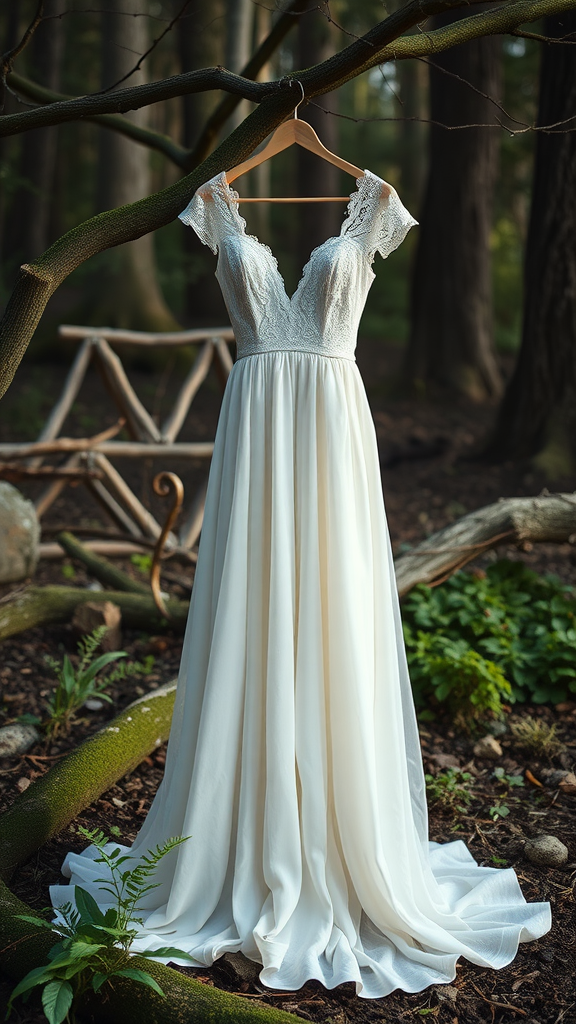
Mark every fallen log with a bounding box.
[394,492,576,597]
[1,495,575,644]
[0,684,300,1024]
[0,878,300,1024]
[0,586,189,642]
[0,681,177,881]
[57,530,151,595]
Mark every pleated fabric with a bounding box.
[50,351,551,999]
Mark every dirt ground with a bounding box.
[0,342,575,1023]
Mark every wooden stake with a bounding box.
[161,338,214,442]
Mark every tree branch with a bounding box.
[0,0,526,140]
[0,67,277,139]
[188,0,314,168]
[0,0,43,112]
[6,0,312,170]
[7,71,190,167]
[2,0,576,401]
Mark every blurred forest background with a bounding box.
[0,0,575,470]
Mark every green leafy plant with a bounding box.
[405,626,512,730]
[42,628,154,737]
[6,826,194,1024]
[492,766,525,788]
[489,801,510,820]
[509,715,566,757]
[402,560,576,726]
[425,767,474,812]
[130,552,153,576]
[43,627,126,737]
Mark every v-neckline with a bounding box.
[216,169,373,305]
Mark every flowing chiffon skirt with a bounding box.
[50,350,551,998]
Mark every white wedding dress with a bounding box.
[49,169,551,998]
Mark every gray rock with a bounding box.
[524,835,568,868]
[539,769,570,788]
[427,753,460,769]
[0,723,40,757]
[473,734,503,759]
[0,483,40,583]
[486,719,507,737]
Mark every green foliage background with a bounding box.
[403,560,576,727]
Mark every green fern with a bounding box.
[43,627,127,737]
[6,829,194,1024]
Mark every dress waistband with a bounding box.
[235,347,356,362]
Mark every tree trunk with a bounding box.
[176,0,228,323]
[96,0,179,331]
[296,7,341,277]
[484,11,576,469]
[405,9,503,400]
[396,60,428,213]
[2,0,65,269]
[0,1,20,273]
[225,0,254,134]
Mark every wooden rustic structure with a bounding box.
[0,324,235,558]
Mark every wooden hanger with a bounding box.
[225,81,365,204]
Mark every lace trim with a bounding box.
[217,172,371,304]
[179,168,417,270]
[340,171,419,264]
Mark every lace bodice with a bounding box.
[179,168,417,361]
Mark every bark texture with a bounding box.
[0,586,188,642]
[394,492,576,595]
[485,10,576,465]
[0,682,177,881]
[406,8,503,400]
[2,0,576,400]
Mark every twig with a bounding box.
[98,0,195,94]
[397,530,515,556]
[0,0,43,111]
[469,980,528,1015]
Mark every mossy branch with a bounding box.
[6,71,190,165]
[0,67,276,139]
[0,586,189,642]
[57,531,151,596]
[0,685,302,1023]
[0,877,300,1024]
[5,0,311,168]
[0,682,177,881]
[2,0,576,400]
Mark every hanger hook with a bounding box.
[291,80,305,119]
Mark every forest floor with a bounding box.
[0,341,575,1023]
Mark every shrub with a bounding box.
[402,559,576,725]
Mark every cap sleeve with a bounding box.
[178,171,239,254]
[341,170,418,264]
